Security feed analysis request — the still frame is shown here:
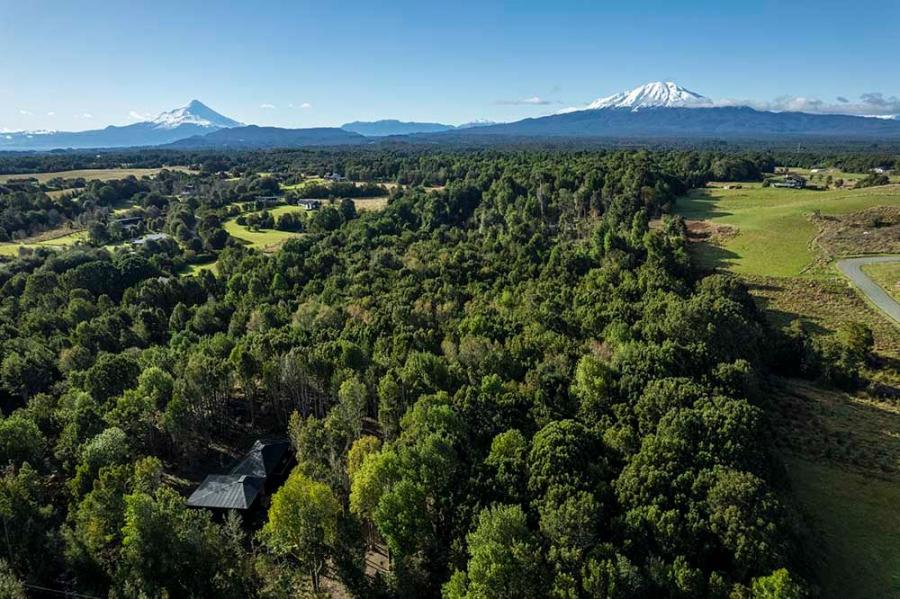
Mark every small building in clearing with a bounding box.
[773,174,806,189]
[297,199,321,210]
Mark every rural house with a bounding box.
[774,174,805,189]
[187,438,292,510]
[297,199,321,210]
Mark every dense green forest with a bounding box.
[0,148,876,598]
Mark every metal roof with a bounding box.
[186,438,290,510]
[229,439,290,478]
[186,474,264,510]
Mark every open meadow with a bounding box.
[676,182,900,277]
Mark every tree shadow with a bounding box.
[689,241,741,272]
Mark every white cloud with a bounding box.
[18,109,32,116]
[260,103,276,109]
[74,112,93,119]
[496,96,553,106]
[297,102,312,109]
[129,110,153,121]
[47,111,55,117]
[716,92,900,117]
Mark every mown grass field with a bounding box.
[0,166,193,184]
[863,261,900,302]
[676,183,900,277]
[223,217,303,252]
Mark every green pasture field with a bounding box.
[676,183,900,277]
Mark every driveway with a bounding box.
[836,256,900,324]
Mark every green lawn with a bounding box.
[786,458,900,599]
[676,183,900,277]
[863,261,900,303]
[223,214,303,252]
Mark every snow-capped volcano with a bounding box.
[150,100,242,129]
[0,100,243,150]
[585,81,714,111]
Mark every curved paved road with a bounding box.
[836,256,900,325]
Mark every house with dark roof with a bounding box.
[187,438,291,510]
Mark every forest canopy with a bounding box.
[0,147,858,597]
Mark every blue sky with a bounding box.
[2,0,898,131]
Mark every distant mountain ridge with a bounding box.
[441,104,900,139]
[342,119,500,137]
[342,120,453,137]
[0,100,240,150]
[4,83,900,151]
[164,125,366,149]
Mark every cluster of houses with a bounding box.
[108,216,172,246]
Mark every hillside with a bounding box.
[164,125,367,148]
[442,105,900,140]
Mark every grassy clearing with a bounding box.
[181,260,219,277]
[223,216,303,252]
[0,228,89,256]
[281,177,325,190]
[785,457,900,599]
[863,261,900,302]
[352,196,389,211]
[676,183,900,277]
[0,166,194,184]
